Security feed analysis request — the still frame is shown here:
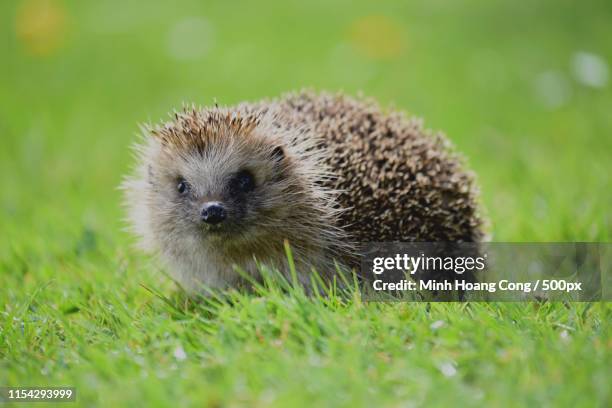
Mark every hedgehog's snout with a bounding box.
[200,202,227,225]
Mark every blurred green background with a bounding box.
[1,1,611,406]
[1,0,611,248]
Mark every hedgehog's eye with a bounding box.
[177,178,190,195]
[230,170,255,194]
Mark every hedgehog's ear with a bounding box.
[271,146,285,162]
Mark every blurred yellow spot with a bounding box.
[16,0,68,57]
[348,15,405,60]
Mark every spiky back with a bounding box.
[272,91,486,244]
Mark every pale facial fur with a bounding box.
[122,107,348,291]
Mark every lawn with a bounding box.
[1,0,611,406]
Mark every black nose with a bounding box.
[201,202,226,224]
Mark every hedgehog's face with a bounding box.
[146,134,295,248]
[123,109,331,260]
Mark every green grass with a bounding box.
[1,0,611,406]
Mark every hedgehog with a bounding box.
[122,91,485,292]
